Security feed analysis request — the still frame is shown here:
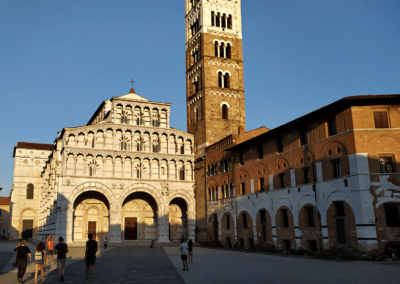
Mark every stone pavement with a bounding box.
[0,243,183,284]
[164,247,400,284]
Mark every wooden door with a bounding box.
[336,219,346,244]
[22,220,33,239]
[125,218,137,240]
[88,221,97,240]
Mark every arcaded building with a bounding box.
[10,89,196,244]
[185,1,400,255]
[203,96,400,254]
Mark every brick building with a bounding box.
[186,1,400,255]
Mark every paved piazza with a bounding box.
[0,242,399,284]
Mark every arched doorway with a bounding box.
[169,198,188,241]
[237,211,254,248]
[122,192,158,241]
[256,209,273,245]
[73,191,110,242]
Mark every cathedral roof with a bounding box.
[116,88,149,102]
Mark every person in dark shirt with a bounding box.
[55,237,68,282]
[14,239,32,284]
[84,233,98,283]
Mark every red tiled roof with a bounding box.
[16,142,54,150]
[0,197,10,205]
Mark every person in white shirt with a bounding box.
[179,240,189,271]
[103,237,108,250]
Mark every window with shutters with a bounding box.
[306,207,315,227]
[379,156,395,173]
[328,118,337,136]
[300,129,308,145]
[243,213,248,228]
[259,177,265,191]
[27,184,34,199]
[241,182,246,195]
[374,111,389,129]
[240,153,245,165]
[279,173,286,188]
[332,160,342,178]
[258,145,263,160]
[303,168,311,184]
[384,205,400,226]
[260,210,267,223]
[222,105,228,119]
[335,201,345,215]
[278,138,284,153]
[282,209,289,227]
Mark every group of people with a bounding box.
[179,239,194,271]
[13,234,102,284]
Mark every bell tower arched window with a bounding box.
[224,73,230,88]
[228,15,233,29]
[27,184,34,199]
[222,14,227,28]
[226,43,231,59]
[222,104,229,119]
[179,167,185,180]
[218,72,223,88]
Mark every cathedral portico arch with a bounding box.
[18,207,38,239]
[119,183,163,211]
[68,182,116,210]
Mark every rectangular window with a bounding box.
[258,145,263,159]
[306,207,315,227]
[282,209,289,227]
[226,215,230,230]
[240,153,245,165]
[279,173,286,188]
[301,129,308,146]
[278,138,284,153]
[259,177,265,191]
[335,201,345,216]
[243,213,248,228]
[374,111,389,129]
[328,118,337,136]
[260,209,267,223]
[332,161,342,178]
[379,157,395,173]
[303,168,311,184]
[385,205,400,227]
[241,182,246,195]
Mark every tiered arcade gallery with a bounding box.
[10,89,196,244]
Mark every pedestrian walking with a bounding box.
[14,239,32,284]
[34,242,47,284]
[150,239,155,252]
[180,240,189,271]
[84,233,98,283]
[46,235,56,264]
[55,237,68,282]
[188,239,194,263]
[103,237,108,250]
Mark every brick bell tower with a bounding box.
[185,0,246,241]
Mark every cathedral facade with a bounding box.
[10,89,196,244]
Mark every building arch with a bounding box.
[68,182,116,210]
[119,183,164,211]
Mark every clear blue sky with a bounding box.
[0,0,399,197]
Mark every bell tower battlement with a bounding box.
[185,0,246,157]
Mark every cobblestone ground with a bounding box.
[164,247,400,284]
[0,246,184,284]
